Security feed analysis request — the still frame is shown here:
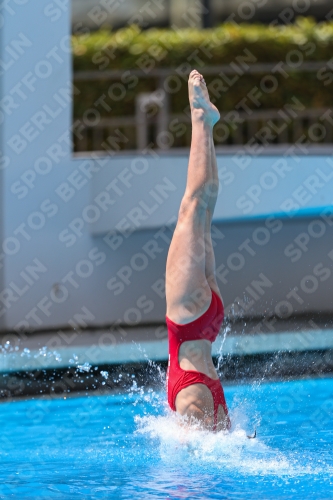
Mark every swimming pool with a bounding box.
[0,376,332,499]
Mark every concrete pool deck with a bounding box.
[1,323,333,374]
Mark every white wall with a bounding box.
[1,1,333,334]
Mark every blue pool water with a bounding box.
[0,376,332,499]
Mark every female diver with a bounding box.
[165,69,231,432]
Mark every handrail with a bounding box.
[73,61,332,80]
[73,62,333,152]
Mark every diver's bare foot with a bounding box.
[188,69,220,127]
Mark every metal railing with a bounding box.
[73,62,333,153]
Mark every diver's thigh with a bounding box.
[166,204,211,322]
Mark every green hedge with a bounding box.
[73,18,333,70]
[72,18,333,149]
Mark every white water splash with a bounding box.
[77,361,92,372]
[135,408,325,478]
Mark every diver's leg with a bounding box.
[204,131,222,300]
[203,134,228,427]
[165,70,220,324]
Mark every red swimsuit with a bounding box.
[166,289,230,430]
